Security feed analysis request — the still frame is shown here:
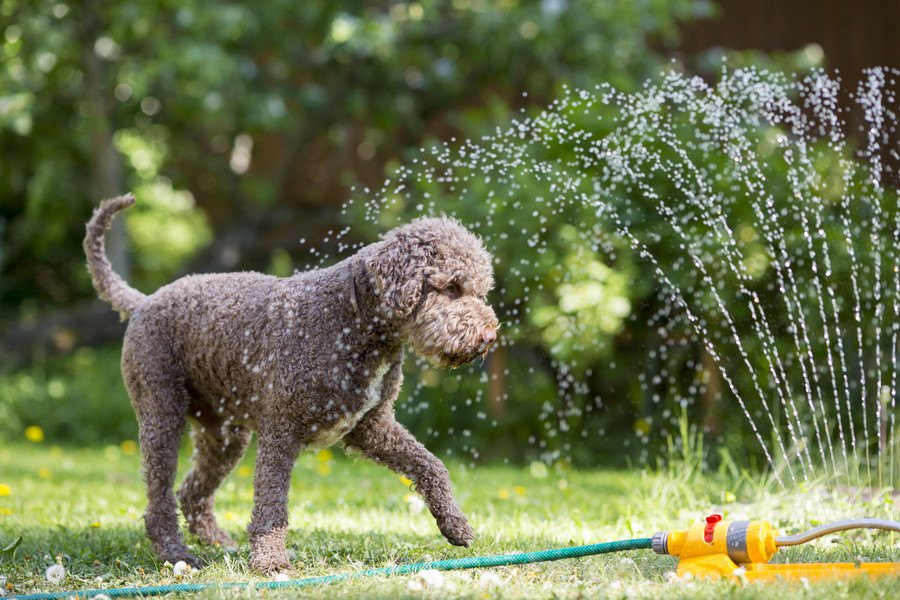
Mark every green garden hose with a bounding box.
[10,537,653,599]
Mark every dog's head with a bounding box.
[366,216,499,368]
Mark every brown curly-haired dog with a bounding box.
[84,194,498,573]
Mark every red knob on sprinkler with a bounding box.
[703,513,722,543]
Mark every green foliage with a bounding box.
[1,0,711,310]
[114,129,212,290]
[0,0,717,462]
[0,346,136,445]
[6,0,856,471]
[339,59,900,472]
[529,226,633,362]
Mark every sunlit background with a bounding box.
[1,0,898,472]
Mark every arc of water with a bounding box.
[709,73,839,479]
[889,75,900,494]
[797,76,862,476]
[710,71,840,478]
[596,198,787,488]
[354,68,898,494]
[647,77,817,477]
[516,90,793,480]
[761,77,861,488]
[585,131,799,483]
[539,79,803,483]
[857,68,891,489]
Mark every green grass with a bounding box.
[0,441,898,599]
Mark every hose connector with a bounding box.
[651,530,669,555]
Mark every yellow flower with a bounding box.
[90,521,101,528]
[237,465,252,478]
[0,508,12,516]
[497,489,510,500]
[120,440,138,455]
[513,486,526,496]
[0,484,10,496]
[37,467,52,480]
[25,426,45,443]
[399,475,413,487]
[225,512,238,522]
[316,463,331,476]
[316,449,333,463]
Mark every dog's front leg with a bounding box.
[344,402,475,547]
[247,422,303,573]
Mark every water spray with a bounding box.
[11,514,898,598]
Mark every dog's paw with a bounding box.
[164,551,204,571]
[249,552,291,574]
[197,526,238,550]
[437,513,475,547]
[249,526,292,573]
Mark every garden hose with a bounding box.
[773,518,900,546]
[10,516,900,598]
[8,538,653,599]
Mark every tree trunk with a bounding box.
[488,344,507,417]
[701,347,722,439]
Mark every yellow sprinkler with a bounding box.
[652,514,900,581]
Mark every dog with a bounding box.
[84,194,499,572]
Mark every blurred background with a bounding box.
[1,0,898,465]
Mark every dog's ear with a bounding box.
[366,230,432,319]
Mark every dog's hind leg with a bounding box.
[177,419,250,549]
[122,336,200,568]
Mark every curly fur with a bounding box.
[84,195,499,573]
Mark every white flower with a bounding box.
[477,571,502,587]
[45,564,65,585]
[416,569,444,589]
[407,579,424,592]
[404,494,426,514]
[172,561,193,578]
[274,572,290,582]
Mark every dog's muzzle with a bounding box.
[443,327,497,367]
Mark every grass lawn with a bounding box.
[0,441,898,598]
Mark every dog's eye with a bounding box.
[443,282,463,299]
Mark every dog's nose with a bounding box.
[482,329,496,346]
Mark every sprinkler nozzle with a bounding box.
[653,513,900,581]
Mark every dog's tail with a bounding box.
[83,193,146,319]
